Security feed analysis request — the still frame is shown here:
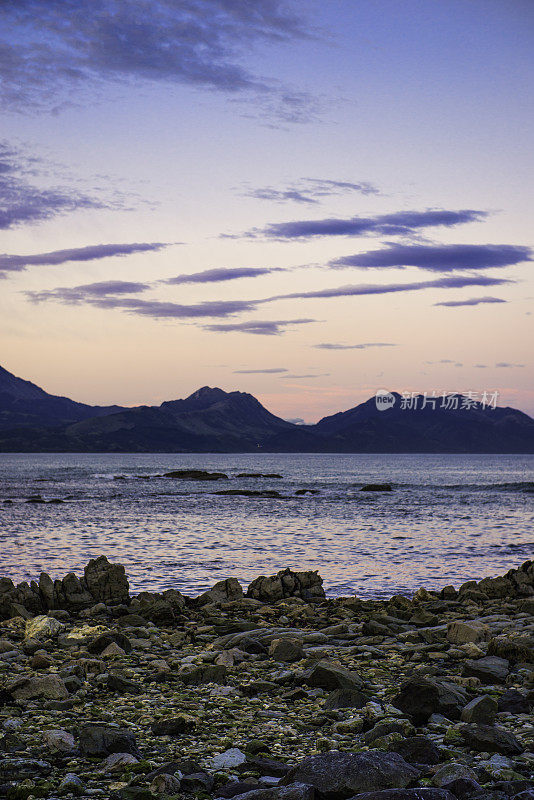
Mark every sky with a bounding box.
[1,0,533,422]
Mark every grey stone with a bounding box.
[84,555,129,604]
[226,785,316,800]
[458,723,523,755]
[7,674,68,701]
[392,677,467,723]
[461,695,498,724]
[269,638,304,663]
[78,723,140,758]
[346,792,455,800]
[432,763,478,788]
[304,660,364,692]
[463,656,510,684]
[247,569,325,603]
[282,750,420,797]
[25,615,65,640]
[212,748,247,769]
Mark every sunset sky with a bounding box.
[1,0,533,422]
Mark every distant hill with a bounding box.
[0,365,533,453]
[0,364,124,432]
[313,391,534,453]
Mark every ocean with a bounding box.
[0,452,532,599]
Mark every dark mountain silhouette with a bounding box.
[312,391,534,453]
[0,365,533,453]
[0,364,124,432]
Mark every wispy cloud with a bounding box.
[314,342,397,350]
[0,0,317,121]
[435,296,507,307]
[280,373,330,378]
[26,280,152,302]
[0,141,110,230]
[27,273,514,330]
[330,243,531,271]
[202,318,316,335]
[27,290,256,319]
[233,367,288,374]
[242,209,487,240]
[0,242,170,277]
[269,273,512,302]
[243,178,379,205]
[496,362,525,368]
[165,266,283,285]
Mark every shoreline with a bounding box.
[0,557,532,799]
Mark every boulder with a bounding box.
[447,621,490,645]
[60,572,94,609]
[497,689,531,714]
[458,724,523,755]
[7,674,68,701]
[461,695,498,725]
[392,678,467,723]
[151,715,196,735]
[43,729,75,752]
[59,773,84,795]
[179,664,227,685]
[281,751,420,797]
[431,764,478,788]
[487,634,534,664]
[197,578,243,606]
[304,660,364,692]
[150,773,182,794]
[388,736,441,765]
[323,688,368,710]
[212,748,247,770]
[84,556,129,605]
[345,792,455,800]
[101,752,139,773]
[269,638,304,663]
[78,723,140,757]
[463,656,509,684]
[225,785,316,800]
[247,568,325,603]
[25,615,65,640]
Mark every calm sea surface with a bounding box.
[0,453,532,599]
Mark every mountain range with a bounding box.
[0,364,533,453]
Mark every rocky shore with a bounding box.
[0,557,533,800]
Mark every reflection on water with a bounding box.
[0,452,533,598]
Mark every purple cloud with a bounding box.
[495,362,525,368]
[0,1,316,121]
[0,141,107,230]
[233,368,288,374]
[330,243,531,271]
[27,280,151,303]
[269,273,512,302]
[203,318,316,335]
[165,266,283,284]
[435,296,507,307]
[314,342,396,350]
[27,288,256,319]
[245,209,487,240]
[280,373,330,378]
[244,178,379,205]
[0,242,170,277]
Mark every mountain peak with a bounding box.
[0,364,49,401]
